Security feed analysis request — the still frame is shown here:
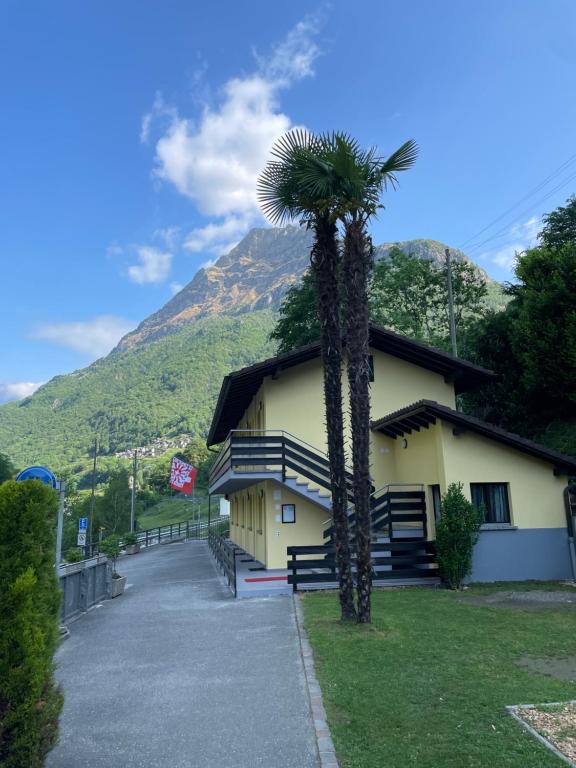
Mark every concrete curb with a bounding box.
[293,594,340,768]
[506,702,576,767]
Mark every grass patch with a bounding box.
[302,587,576,767]
[137,496,212,530]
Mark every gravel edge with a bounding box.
[293,593,340,768]
[507,702,576,768]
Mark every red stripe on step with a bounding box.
[244,576,288,583]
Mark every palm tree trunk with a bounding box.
[311,213,356,622]
[343,219,373,624]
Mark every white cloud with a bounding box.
[153,226,180,250]
[184,214,252,255]
[128,246,173,284]
[482,217,541,273]
[170,282,184,295]
[143,15,322,250]
[32,316,136,358]
[0,381,44,403]
[106,243,124,259]
[140,92,178,144]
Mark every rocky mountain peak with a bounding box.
[115,227,490,352]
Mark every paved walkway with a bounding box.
[47,540,320,768]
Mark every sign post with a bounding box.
[78,517,88,556]
[55,479,66,568]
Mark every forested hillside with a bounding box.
[0,226,504,478]
[0,311,275,472]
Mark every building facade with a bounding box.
[208,325,576,582]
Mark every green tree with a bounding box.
[272,249,489,356]
[0,451,15,484]
[0,480,63,767]
[258,130,357,621]
[462,196,576,456]
[270,270,320,353]
[511,243,576,414]
[93,467,132,537]
[539,194,576,250]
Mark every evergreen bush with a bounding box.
[100,535,121,576]
[65,547,83,563]
[0,480,63,767]
[436,482,483,590]
[123,532,137,546]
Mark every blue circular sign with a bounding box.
[16,466,58,489]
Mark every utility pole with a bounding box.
[88,436,98,557]
[55,478,66,569]
[130,449,138,533]
[445,248,458,357]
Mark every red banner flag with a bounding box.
[169,457,197,495]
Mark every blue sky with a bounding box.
[2,0,576,401]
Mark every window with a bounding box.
[282,504,296,524]
[470,483,511,524]
[430,485,442,523]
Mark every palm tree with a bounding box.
[315,134,418,622]
[257,131,357,622]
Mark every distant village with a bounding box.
[114,435,192,459]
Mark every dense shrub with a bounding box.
[100,535,121,576]
[436,482,483,590]
[0,480,63,767]
[65,547,83,563]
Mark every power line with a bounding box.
[465,167,576,257]
[459,152,576,252]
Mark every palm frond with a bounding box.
[379,139,419,177]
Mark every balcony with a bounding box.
[208,430,340,497]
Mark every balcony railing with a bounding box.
[209,429,355,497]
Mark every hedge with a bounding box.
[0,480,63,767]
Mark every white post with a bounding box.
[55,479,66,569]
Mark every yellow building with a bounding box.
[208,324,576,588]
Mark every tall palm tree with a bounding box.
[257,131,357,622]
[326,135,418,622]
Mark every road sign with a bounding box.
[78,518,88,531]
[77,532,87,546]
[16,465,58,489]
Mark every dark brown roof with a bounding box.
[206,325,494,446]
[371,400,576,475]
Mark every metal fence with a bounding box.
[58,555,110,622]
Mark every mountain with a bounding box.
[0,312,276,472]
[117,226,314,351]
[0,227,503,473]
[116,230,495,352]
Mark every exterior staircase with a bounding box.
[209,429,439,587]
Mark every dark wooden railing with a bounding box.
[323,484,426,541]
[208,528,238,596]
[209,430,358,497]
[288,540,438,591]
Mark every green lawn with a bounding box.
[302,585,576,768]
[137,496,213,530]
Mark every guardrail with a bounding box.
[87,517,230,556]
[208,528,237,596]
[58,555,110,622]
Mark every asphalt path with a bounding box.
[47,539,320,768]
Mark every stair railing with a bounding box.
[323,482,426,541]
[209,429,357,496]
